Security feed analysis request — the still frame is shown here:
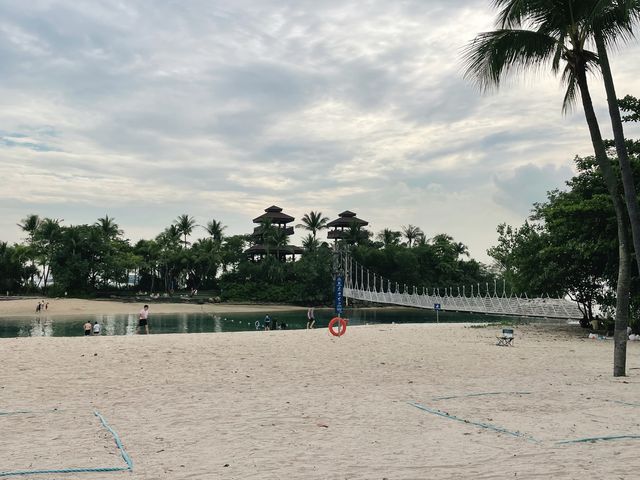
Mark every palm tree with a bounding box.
[302,233,321,252]
[36,218,63,291]
[463,0,631,375]
[95,215,122,239]
[377,228,402,248]
[202,219,226,243]
[401,225,424,248]
[17,214,41,240]
[297,211,329,239]
[271,227,290,260]
[174,214,197,248]
[495,0,640,276]
[587,1,640,280]
[343,222,371,247]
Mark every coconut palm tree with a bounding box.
[36,218,63,291]
[496,0,640,275]
[463,0,631,375]
[302,233,321,252]
[17,214,41,240]
[297,211,329,239]
[174,214,197,248]
[401,225,424,248]
[587,1,640,277]
[202,219,226,244]
[377,228,402,248]
[95,215,122,239]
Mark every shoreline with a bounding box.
[0,298,306,318]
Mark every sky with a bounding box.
[1,0,640,263]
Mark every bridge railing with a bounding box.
[342,287,582,320]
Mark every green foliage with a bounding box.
[352,235,493,293]
[488,153,640,323]
[619,95,640,123]
[0,242,32,292]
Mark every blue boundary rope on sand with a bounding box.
[431,391,532,401]
[408,401,540,444]
[556,434,640,445]
[0,410,133,478]
[610,399,640,407]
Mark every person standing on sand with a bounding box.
[138,305,150,334]
[264,314,271,331]
[306,306,315,329]
[83,321,93,336]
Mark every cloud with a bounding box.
[0,0,639,264]
[493,163,574,215]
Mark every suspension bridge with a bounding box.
[339,253,583,320]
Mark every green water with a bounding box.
[0,307,532,338]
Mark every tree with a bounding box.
[16,214,41,289]
[377,228,402,248]
[95,215,123,239]
[174,214,197,248]
[343,222,372,247]
[402,225,424,248]
[0,242,29,293]
[619,94,640,122]
[35,218,63,291]
[463,0,631,375]
[301,233,321,252]
[297,211,329,239]
[202,219,226,244]
[17,214,41,240]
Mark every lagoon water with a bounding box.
[0,307,531,338]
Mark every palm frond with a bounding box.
[462,29,558,91]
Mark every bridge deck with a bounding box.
[344,287,582,319]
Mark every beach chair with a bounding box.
[496,328,514,346]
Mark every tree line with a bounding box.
[0,211,496,307]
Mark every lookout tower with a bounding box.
[327,210,369,244]
[245,205,304,260]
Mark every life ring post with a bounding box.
[328,317,348,337]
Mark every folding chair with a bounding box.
[496,328,514,346]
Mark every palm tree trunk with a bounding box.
[576,65,629,376]
[594,30,640,278]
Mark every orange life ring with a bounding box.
[328,317,348,337]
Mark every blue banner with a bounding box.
[335,275,344,316]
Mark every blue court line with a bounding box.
[556,434,640,445]
[408,401,540,443]
[94,411,134,469]
[0,410,133,477]
[610,400,640,407]
[431,391,532,401]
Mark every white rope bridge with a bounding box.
[341,253,583,320]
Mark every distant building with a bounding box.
[245,205,304,261]
[327,210,369,244]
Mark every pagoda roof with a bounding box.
[252,205,295,224]
[327,210,368,228]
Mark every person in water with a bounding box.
[138,305,150,334]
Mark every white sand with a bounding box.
[0,298,304,317]
[2,323,640,479]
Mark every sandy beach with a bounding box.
[0,298,305,317]
[2,319,640,479]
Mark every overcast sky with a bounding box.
[1,0,639,263]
